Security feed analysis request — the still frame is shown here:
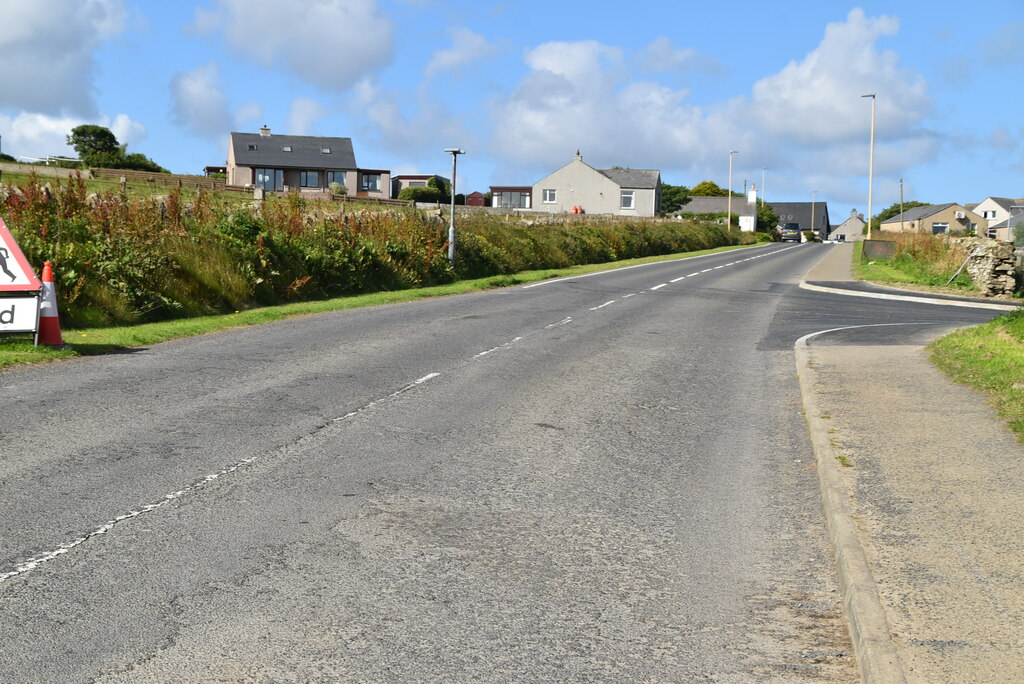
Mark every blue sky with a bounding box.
[2,0,1022,216]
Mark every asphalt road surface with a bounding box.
[0,243,999,682]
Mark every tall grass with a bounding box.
[2,174,749,328]
[860,232,975,289]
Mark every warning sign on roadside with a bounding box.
[0,216,43,292]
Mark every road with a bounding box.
[0,243,999,682]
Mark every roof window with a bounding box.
[247,144,258,151]
[321,147,331,154]
[282,145,292,152]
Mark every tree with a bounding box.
[660,183,691,214]
[756,204,780,234]
[65,124,167,172]
[427,175,450,197]
[66,125,120,161]
[689,180,742,197]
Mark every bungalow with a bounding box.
[677,186,760,231]
[532,151,661,217]
[879,203,983,236]
[226,126,390,199]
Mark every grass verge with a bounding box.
[851,241,977,292]
[929,309,1024,441]
[0,243,755,371]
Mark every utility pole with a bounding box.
[443,148,465,266]
[863,94,876,239]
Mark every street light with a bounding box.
[863,94,876,239]
[727,150,738,231]
[443,148,465,265]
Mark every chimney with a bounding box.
[574,148,582,162]
[259,125,271,137]
[747,183,757,205]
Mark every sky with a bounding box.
[2,0,1023,217]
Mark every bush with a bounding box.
[398,186,446,203]
[1,176,743,327]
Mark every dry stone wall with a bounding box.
[954,237,1018,297]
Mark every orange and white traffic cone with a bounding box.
[37,261,66,347]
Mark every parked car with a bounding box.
[779,223,802,242]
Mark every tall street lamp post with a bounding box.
[444,148,465,266]
[727,150,738,232]
[863,93,876,239]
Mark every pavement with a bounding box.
[797,242,1024,683]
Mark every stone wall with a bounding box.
[954,237,1018,297]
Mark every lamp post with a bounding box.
[863,93,876,239]
[727,150,738,231]
[443,148,465,265]
[761,167,767,208]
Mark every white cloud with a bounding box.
[751,9,930,145]
[0,111,145,161]
[489,10,937,205]
[170,63,234,138]
[287,98,328,135]
[0,0,126,116]
[350,78,473,156]
[197,0,393,91]
[639,37,722,75]
[425,28,500,77]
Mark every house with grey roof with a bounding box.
[831,209,866,242]
[968,197,1024,240]
[770,201,832,238]
[675,186,758,231]
[531,152,661,217]
[879,203,983,235]
[227,126,390,199]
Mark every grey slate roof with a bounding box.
[677,197,753,215]
[880,203,955,224]
[598,168,660,189]
[769,201,832,233]
[230,132,357,169]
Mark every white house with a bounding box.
[532,152,661,217]
[968,197,1024,240]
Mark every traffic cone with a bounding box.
[38,261,66,347]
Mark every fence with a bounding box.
[91,168,226,191]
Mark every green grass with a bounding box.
[0,243,755,371]
[929,310,1024,441]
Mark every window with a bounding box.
[282,146,292,152]
[931,222,949,234]
[300,170,320,188]
[496,191,531,208]
[247,144,258,151]
[360,173,381,191]
[620,190,635,210]
[326,171,346,187]
[321,147,331,154]
[543,189,556,203]
[409,181,426,187]
[254,168,283,191]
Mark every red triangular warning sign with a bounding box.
[0,216,43,292]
